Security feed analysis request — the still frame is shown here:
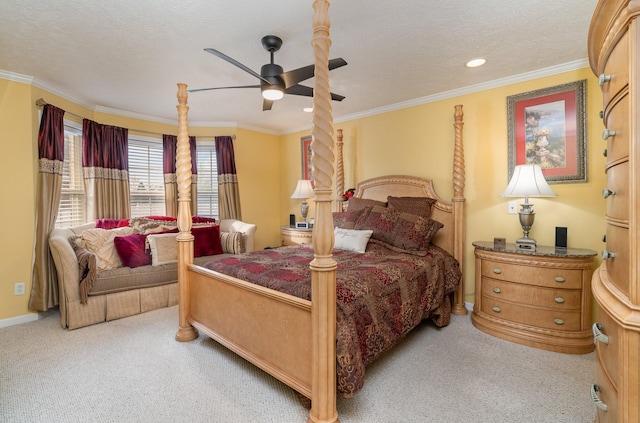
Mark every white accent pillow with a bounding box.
[334,228,373,253]
[79,227,135,271]
[146,233,178,266]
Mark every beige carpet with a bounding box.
[0,306,596,422]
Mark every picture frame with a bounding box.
[506,80,587,184]
[300,135,314,183]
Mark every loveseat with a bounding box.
[49,218,257,330]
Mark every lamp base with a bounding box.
[516,237,536,252]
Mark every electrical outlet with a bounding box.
[14,282,25,296]
[507,201,518,214]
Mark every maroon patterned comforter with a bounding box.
[202,241,461,398]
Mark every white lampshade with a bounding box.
[290,180,314,199]
[501,164,556,199]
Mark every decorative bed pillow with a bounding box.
[332,206,371,230]
[220,231,245,254]
[355,205,443,253]
[387,196,437,219]
[334,228,373,253]
[192,225,224,257]
[113,233,152,268]
[346,197,387,211]
[147,233,178,266]
[78,227,135,271]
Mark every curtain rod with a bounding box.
[34,98,235,140]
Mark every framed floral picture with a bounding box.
[506,80,587,183]
[300,135,313,183]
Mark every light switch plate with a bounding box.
[508,201,518,214]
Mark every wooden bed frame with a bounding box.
[173,3,465,422]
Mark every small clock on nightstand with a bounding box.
[471,241,596,354]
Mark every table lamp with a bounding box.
[500,164,556,251]
[290,179,314,223]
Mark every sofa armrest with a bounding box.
[49,223,97,305]
[219,219,257,252]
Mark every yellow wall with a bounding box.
[282,67,605,306]
[0,65,606,322]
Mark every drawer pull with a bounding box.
[602,250,616,260]
[492,268,502,274]
[599,110,604,119]
[554,318,564,325]
[492,306,501,313]
[598,73,611,86]
[602,129,616,140]
[603,148,607,157]
[602,188,616,198]
[492,287,501,294]
[592,323,609,345]
[591,384,608,412]
[602,234,606,243]
[554,276,565,283]
[554,297,565,304]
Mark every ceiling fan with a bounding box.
[189,35,347,111]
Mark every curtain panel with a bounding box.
[163,135,197,217]
[82,119,130,220]
[215,136,242,220]
[29,104,65,311]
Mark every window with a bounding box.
[196,141,219,219]
[128,137,165,218]
[54,130,219,227]
[55,123,85,228]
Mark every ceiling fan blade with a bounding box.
[286,84,346,101]
[281,58,348,88]
[204,48,272,85]
[188,85,260,93]
[263,99,274,111]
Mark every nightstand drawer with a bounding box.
[481,278,581,309]
[480,260,582,289]
[594,305,620,389]
[480,296,581,331]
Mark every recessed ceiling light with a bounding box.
[466,58,486,68]
[303,107,313,113]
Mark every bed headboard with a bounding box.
[354,174,456,256]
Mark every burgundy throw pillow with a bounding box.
[387,196,437,219]
[114,233,151,268]
[347,197,387,211]
[332,206,371,229]
[192,225,224,257]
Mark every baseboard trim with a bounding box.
[0,312,40,329]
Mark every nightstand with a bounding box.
[471,241,596,354]
[280,226,313,246]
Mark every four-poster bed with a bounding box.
[173,2,466,422]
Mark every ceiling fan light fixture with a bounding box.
[262,87,284,101]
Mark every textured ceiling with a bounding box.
[0,0,597,134]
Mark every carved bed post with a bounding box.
[175,83,198,342]
[335,129,344,212]
[308,1,339,422]
[451,104,467,315]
